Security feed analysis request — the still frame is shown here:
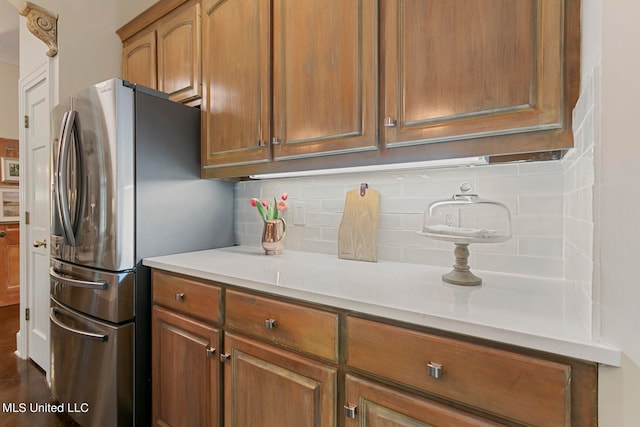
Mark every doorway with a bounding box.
[18,62,52,377]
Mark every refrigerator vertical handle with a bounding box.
[55,110,75,246]
[55,110,85,247]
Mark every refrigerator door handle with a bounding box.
[53,110,71,245]
[50,307,108,342]
[55,110,86,247]
[50,267,108,290]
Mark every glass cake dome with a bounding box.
[418,183,512,286]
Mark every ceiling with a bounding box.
[0,0,19,66]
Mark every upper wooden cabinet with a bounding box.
[201,0,271,167]
[120,0,579,178]
[118,0,201,104]
[380,0,574,155]
[121,30,157,90]
[201,0,377,170]
[271,0,378,160]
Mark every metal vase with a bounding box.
[261,218,286,255]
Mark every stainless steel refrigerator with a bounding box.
[49,78,234,427]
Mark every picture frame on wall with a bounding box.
[1,157,19,184]
[0,187,19,222]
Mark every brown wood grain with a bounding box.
[152,270,222,325]
[347,316,571,426]
[157,0,201,102]
[345,374,507,427]
[121,29,157,89]
[152,305,220,427]
[0,223,19,307]
[225,289,339,362]
[271,0,378,159]
[338,188,380,263]
[201,0,271,167]
[382,0,565,147]
[117,0,192,42]
[224,332,337,427]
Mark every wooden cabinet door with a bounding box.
[382,0,567,151]
[271,0,377,160]
[0,223,19,307]
[201,0,271,168]
[157,0,201,103]
[152,305,220,427]
[122,29,157,89]
[224,332,337,427]
[345,375,507,427]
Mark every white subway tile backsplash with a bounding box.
[305,212,342,227]
[474,253,564,278]
[234,141,592,285]
[518,236,564,258]
[518,194,563,215]
[475,174,563,198]
[511,215,563,237]
[402,246,454,267]
[517,160,564,175]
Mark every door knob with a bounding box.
[0,231,5,238]
[33,239,47,248]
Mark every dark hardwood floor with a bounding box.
[0,304,79,427]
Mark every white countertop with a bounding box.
[143,245,621,366]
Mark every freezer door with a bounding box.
[50,259,134,323]
[51,78,135,271]
[50,298,133,427]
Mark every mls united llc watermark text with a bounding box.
[2,402,89,414]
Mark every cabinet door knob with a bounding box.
[205,347,216,357]
[264,318,277,329]
[427,362,443,379]
[344,404,358,419]
[271,137,281,145]
[0,231,6,238]
[258,140,267,147]
[383,117,397,127]
[220,353,231,363]
[175,292,185,301]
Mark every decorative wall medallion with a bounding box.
[19,1,58,57]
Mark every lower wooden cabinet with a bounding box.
[150,269,597,427]
[0,222,19,307]
[345,374,506,427]
[223,332,337,427]
[347,316,572,426]
[152,305,221,427]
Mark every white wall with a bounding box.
[0,62,18,138]
[596,0,640,423]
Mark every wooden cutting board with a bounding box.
[338,186,380,262]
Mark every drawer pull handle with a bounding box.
[264,318,277,329]
[205,347,216,357]
[175,292,185,301]
[344,404,358,419]
[383,116,397,127]
[427,362,443,379]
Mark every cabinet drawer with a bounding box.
[347,316,571,427]
[225,290,339,362]
[152,270,221,324]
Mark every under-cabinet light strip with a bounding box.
[249,156,488,179]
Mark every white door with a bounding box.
[20,66,51,374]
